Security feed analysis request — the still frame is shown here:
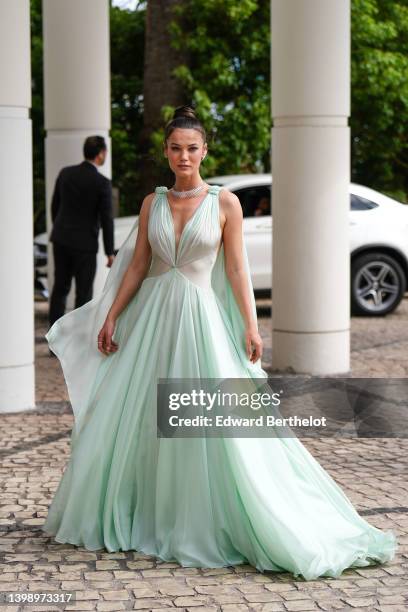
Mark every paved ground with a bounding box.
[0,299,407,611]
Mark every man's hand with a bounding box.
[106,255,115,268]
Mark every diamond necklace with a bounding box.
[170,183,205,199]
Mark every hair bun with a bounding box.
[173,105,197,121]
[164,104,206,143]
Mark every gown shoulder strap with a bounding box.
[155,186,168,194]
[208,184,222,195]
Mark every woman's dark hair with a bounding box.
[164,105,206,143]
[83,135,107,160]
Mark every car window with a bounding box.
[350,194,378,211]
[233,187,272,217]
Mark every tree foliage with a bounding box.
[110,4,145,215]
[351,0,408,202]
[162,0,271,179]
[31,0,45,235]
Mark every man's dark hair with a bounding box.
[83,136,107,160]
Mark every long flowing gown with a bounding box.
[42,184,397,580]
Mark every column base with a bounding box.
[272,329,350,375]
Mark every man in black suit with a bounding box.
[48,135,115,330]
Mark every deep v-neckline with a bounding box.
[165,188,211,260]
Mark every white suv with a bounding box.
[206,174,408,316]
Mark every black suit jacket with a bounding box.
[50,161,114,255]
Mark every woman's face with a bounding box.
[164,128,207,177]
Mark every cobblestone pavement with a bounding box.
[0,299,407,611]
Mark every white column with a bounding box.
[271,0,350,374]
[0,0,35,412]
[42,0,112,303]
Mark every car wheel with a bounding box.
[351,252,406,316]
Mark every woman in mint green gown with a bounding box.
[42,106,397,581]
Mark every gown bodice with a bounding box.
[145,185,223,292]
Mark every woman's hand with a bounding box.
[246,327,263,363]
[97,316,119,356]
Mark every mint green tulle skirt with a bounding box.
[43,266,397,580]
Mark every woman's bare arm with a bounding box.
[220,189,263,363]
[106,192,155,323]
